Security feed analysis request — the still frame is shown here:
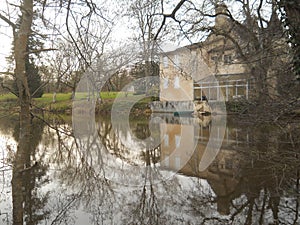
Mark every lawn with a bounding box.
[31,93,72,112]
[0,91,152,114]
[0,93,17,101]
[0,91,138,102]
[35,93,72,103]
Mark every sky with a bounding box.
[0,0,271,74]
[0,0,20,72]
[0,0,142,73]
[0,0,195,73]
[0,21,12,72]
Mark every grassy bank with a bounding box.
[1,93,299,121]
[0,92,249,116]
[0,93,19,116]
[0,92,152,115]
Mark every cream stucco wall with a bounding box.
[159,47,213,101]
[159,76,194,101]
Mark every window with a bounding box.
[224,55,232,64]
[163,78,169,89]
[225,159,233,169]
[164,134,169,146]
[163,157,169,167]
[163,56,169,68]
[175,157,181,170]
[174,76,180,89]
[175,135,181,148]
[211,56,217,61]
[174,55,180,68]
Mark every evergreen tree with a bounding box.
[12,52,44,98]
[11,15,44,98]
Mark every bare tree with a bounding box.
[0,1,117,224]
[47,39,81,102]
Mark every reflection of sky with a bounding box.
[0,120,299,224]
[0,123,217,224]
[115,129,146,163]
[0,124,216,225]
[0,134,17,162]
[0,134,15,225]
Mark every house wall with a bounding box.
[159,47,213,101]
[159,75,194,101]
[203,36,248,75]
[159,50,193,101]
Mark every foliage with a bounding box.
[131,61,159,78]
[13,60,44,98]
[10,19,45,98]
[277,0,300,77]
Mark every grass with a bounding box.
[101,91,131,99]
[74,91,133,100]
[0,93,17,101]
[0,93,19,116]
[36,93,72,103]
[33,93,72,113]
[0,92,152,114]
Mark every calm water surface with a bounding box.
[0,113,299,225]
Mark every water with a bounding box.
[0,113,299,225]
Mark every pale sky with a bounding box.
[0,0,19,72]
[0,0,268,73]
[0,21,13,71]
[0,0,136,73]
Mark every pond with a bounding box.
[0,113,299,225]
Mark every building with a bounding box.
[151,3,253,113]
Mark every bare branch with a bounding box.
[0,82,18,97]
[154,0,187,40]
[26,48,58,55]
[65,0,90,68]
[0,12,16,30]
[0,71,14,75]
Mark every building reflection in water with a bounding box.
[156,114,244,215]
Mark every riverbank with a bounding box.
[1,92,299,121]
[0,92,153,117]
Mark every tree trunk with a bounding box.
[14,0,33,120]
[12,0,34,224]
[11,116,32,225]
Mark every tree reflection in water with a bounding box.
[187,121,300,225]
[10,116,49,225]
[0,114,299,224]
